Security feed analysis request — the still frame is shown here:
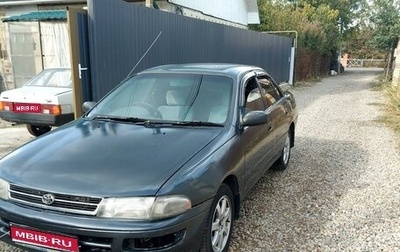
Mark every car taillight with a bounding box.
[42,104,62,116]
[0,101,14,111]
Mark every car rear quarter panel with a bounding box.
[55,92,74,114]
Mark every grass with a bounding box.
[373,76,400,146]
[383,84,400,134]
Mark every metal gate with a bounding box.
[86,0,293,101]
[68,8,91,118]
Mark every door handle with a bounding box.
[78,63,88,79]
[267,122,273,131]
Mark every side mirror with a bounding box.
[242,110,269,127]
[284,90,294,99]
[279,82,291,92]
[82,101,96,113]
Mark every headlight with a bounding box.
[0,178,9,200]
[97,195,191,220]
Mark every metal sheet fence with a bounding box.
[88,0,292,100]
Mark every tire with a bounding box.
[272,131,292,170]
[200,184,234,252]
[26,124,52,137]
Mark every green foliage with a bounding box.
[369,0,400,51]
[251,0,341,55]
[297,0,361,28]
[253,0,396,60]
[343,26,385,58]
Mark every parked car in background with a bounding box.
[0,68,74,136]
[0,64,297,252]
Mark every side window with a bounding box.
[258,77,282,107]
[244,78,265,111]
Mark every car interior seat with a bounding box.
[158,90,191,120]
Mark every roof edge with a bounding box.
[0,0,85,6]
[2,10,67,22]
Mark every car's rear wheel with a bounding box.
[200,183,234,252]
[272,131,292,170]
[27,124,52,137]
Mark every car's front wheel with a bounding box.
[200,183,234,252]
[27,124,52,137]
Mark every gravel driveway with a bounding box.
[0,68,399,251]
[229,68,400,251]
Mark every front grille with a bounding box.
[9,184,103,215]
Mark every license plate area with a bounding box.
[13,103,42,113]
[10,224,79,252]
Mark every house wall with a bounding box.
[0,7,6,92]
[129,0,258,28]
[168,0,259,26]
[7,21,43,88]
[155,2,247,29]
[0,5,38,90]
[393,41,400,86]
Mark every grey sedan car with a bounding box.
[0,64,297,252]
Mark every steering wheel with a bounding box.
[131,103,163,119]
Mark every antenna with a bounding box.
[125,31,163,79]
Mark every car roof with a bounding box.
[139,63,266,79]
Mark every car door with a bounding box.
[257,75,292,160]
[240,73,276,194]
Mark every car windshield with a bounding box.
[88,73,233,124]
[25,69,72,88]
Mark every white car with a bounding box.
[0,68,74,136]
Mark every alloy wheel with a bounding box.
[211,195,232,252]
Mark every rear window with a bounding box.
[25,69,71,88]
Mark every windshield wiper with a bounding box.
[172,121,224,127]
[92,116,223,127]
[91,115,148,123]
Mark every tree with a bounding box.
[252,0,373,79]
[369,0,400,79]
[343,26,384,59]
[251,0,340,55]
[297,0,362,28]
[341,0,378,58]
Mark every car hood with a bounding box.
[0,119,223,197]
[0,87,71,103]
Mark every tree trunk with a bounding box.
[385,48,394,82]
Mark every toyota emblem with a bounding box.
[42,194,55,205]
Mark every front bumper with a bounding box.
[0,111,74,126]
[0,199,212,252]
